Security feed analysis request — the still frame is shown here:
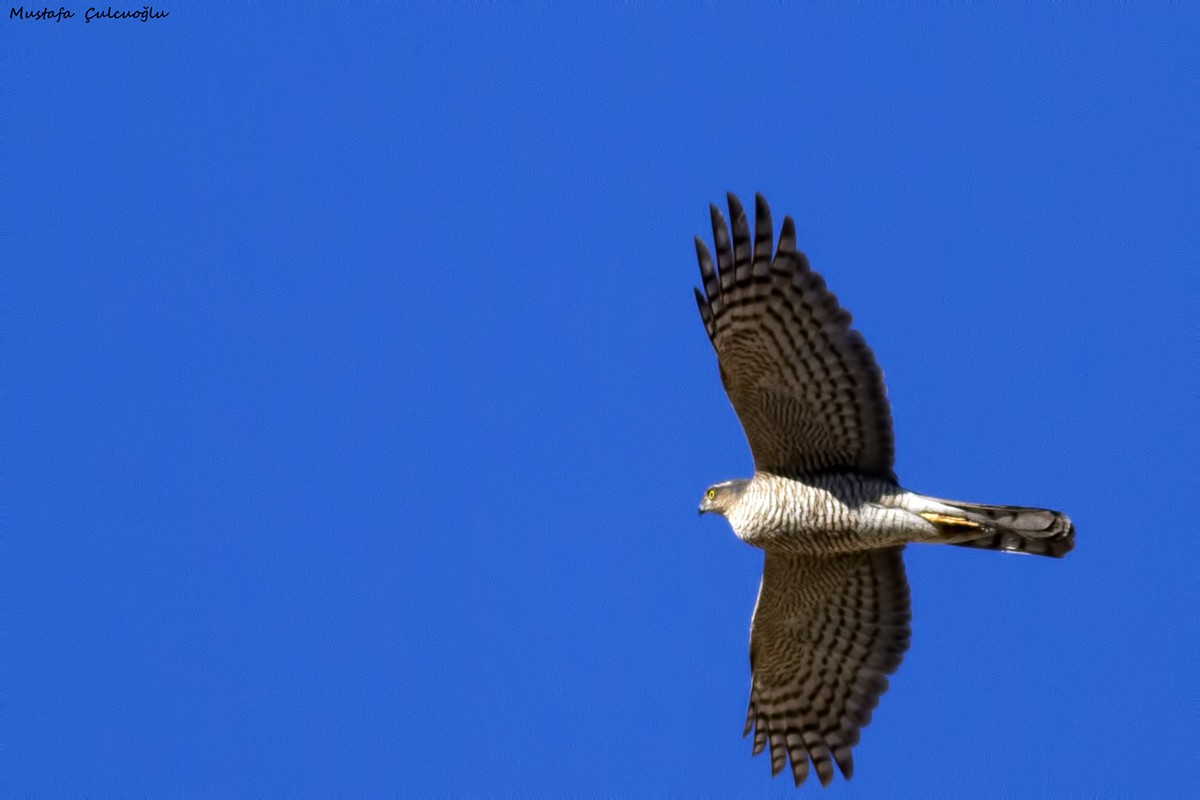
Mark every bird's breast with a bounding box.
[729,473,903,555]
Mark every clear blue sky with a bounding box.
[5,4,1196,796]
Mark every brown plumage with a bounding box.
[695,193,1074,788]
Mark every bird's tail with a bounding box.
[916,498,1075,558]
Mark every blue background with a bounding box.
[5,4,1196,796]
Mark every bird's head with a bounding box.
[698,479,748,518]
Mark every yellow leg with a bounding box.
[919,512,981,528]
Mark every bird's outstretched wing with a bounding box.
[745,548,911,787]
[694,194,895,478]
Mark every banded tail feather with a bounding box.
[921,499,1075,558]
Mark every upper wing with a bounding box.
[744,548,911,787]
[694,193,895,478]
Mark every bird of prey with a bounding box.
[694,193,1074,788]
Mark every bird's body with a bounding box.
[693,193,1074,788]
[726,473,916,553]
[725,472,1072,555]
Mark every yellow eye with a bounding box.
[707,488,717,500]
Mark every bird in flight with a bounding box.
[694,193,1074,788]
